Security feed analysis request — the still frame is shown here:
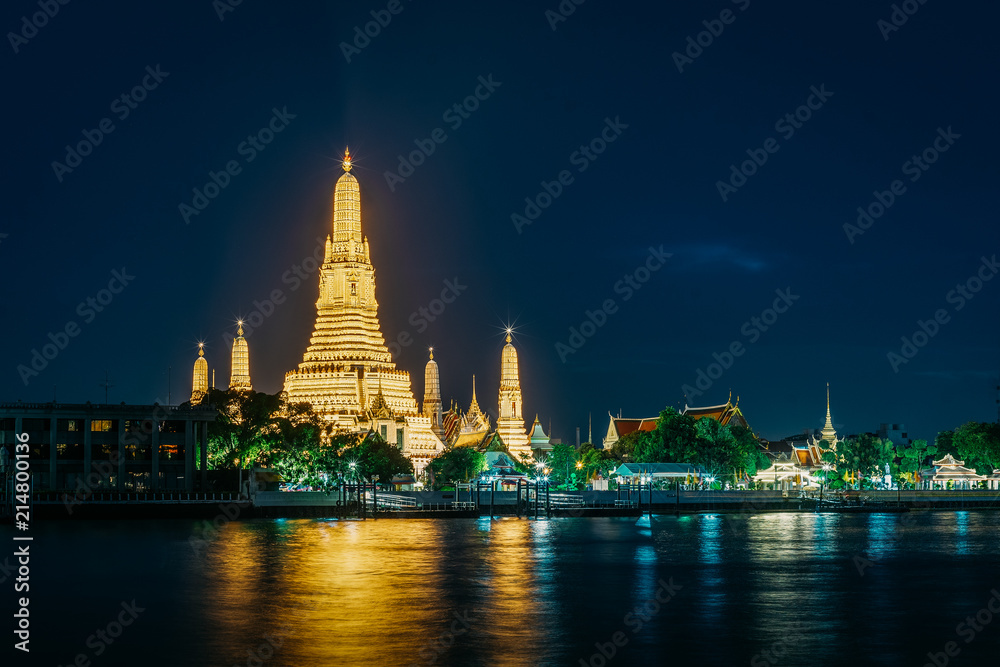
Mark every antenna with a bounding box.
[100,371,114,404]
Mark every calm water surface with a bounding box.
[7,512,1000,666]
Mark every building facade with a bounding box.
[0,402,216,493]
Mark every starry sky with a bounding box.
[4,0,999,444]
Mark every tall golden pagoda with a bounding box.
[495,330,531,461]
[283,148,443,472]
[229,322,252,392]
[191,343,208,404]
[423,348,444,438]
[810,382,840,451]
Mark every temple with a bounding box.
[229,322,252,392]
[282,149,444,474]
[191,343,208,404]
[495,331,532,461]
[422,348,444,438]
[604,396,749,449]
[808,383,839,451]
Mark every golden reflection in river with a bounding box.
[195,518,557,667]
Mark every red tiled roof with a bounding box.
[613,418,658,437]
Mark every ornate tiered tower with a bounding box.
[191,343,208,404]
[229,322,252,392]
[283,148,443,472]
[810,382,839,451]
[496,330,531,460]
[423,348,444,438]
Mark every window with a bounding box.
[91,420,114,432]
[380,425,387,441]
[350,282,357,296]
[57,443,84,460]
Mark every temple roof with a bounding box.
[682,399,747,428]
[610,418,658,438]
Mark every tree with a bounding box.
[896,439,937,488]
[935,430,958,459]
[547,443,578,488]
[606,430,643,463]
[693,417,739,481]
[837,434,893,488]
[953,422,1000,475]
[205,388,283,470]
[728,424,766,482]
[634,407,698,463]
[340,432,414,485]
[429,447,487,489]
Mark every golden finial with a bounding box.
[198,342,205,357]
[343,146,352,172]
[429,346,434,360]
[505,328,512,343]
[237,320,244,337]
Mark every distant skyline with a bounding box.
[5,1,999,444]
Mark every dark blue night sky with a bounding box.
[4,0,998,443]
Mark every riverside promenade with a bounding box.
[6,487,1000,520]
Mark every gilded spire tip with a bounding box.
[343,146,352,172]
[237,320,244,337]
[429,346,434,360]
[198,342,205,357]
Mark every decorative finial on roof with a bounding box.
[343,146,352,172]
[429,346,434,360]
[198,342,205,357]
[505,328,512,343]
[237,320,244,337]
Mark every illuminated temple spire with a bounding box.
[496,329,531,460]
[817,382,839,451]
[191,343,208,404]
[229,321,252,392]
[283,147,443,471]
[423,348,444,438]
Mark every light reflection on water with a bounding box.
[14,511,1000,666]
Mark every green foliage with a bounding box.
[429,447,487,489]
[952,422,1000,475]
[895,438,937,487]
[547,443,578,488]
[634,407,698,463]
[836,434,894,488]
[340,432,414,484]
[606,429,643,463]
[205,388,284,470]
[934,430,957,458]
